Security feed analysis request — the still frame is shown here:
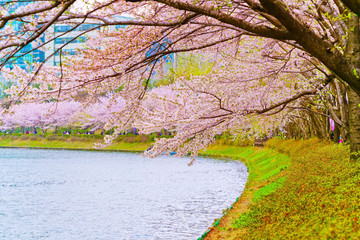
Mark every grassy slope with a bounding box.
[202,138,360,240]
[0,137,149,152]
[200,144,291,240]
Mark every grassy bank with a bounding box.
[199,143,291,239]
[0,134,150,152]
[201,139,360,239]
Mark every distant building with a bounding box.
[45,16,132,67]
[0,11,174,97]
[147,41,175,83]
[0,0,46,98]
[0,1,45,70]
[45,16,174,82]
[45,23,99,67]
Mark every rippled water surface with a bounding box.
[0,148,248,240]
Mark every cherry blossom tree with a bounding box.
[46,100,83,134]
[78,95,127,132]
[135,41,330,157]
[1,0,360,154]
[0,96,128,139]
[0,100,83,136]
[0,102,51,135]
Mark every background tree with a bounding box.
[0,101,83,137]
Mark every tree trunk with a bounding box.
[308,112,326,139]
[334,80,349,140]
[286,124,293,139]
[348,89,360,152]
[333,123,340,143]
[296,118,309,139]
[347,15,360,154]
[309,125,315,138]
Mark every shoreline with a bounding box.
[0,139,253,239]
[0,145,144,153]
[0,138,257,239]
[198,144,290,239]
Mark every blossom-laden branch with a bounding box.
[1,0,359,156]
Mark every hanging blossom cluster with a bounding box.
[136,41,328,157]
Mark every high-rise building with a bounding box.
[0,1,45,70]
[0,11,175,98]
[0,0,46,99]
[45,23,99,67]
[45,16,133,67]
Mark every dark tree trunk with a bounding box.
[347,15,360,155]
[333,123,341,144]
[348,89,360,152]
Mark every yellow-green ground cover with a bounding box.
[1,136,359,239]
[0,134,149,152]
[202,138,360,239]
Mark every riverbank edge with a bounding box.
[198,144,291,240]
[0,145,144,153]
[0,138,150,152]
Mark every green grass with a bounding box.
[0,135,149,152]
[230,139,359,239]
[252,176,286,203]
[200,144,291,239]
[201,139,360,240]
[243,140,360,239]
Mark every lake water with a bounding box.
[0,148,248,240]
